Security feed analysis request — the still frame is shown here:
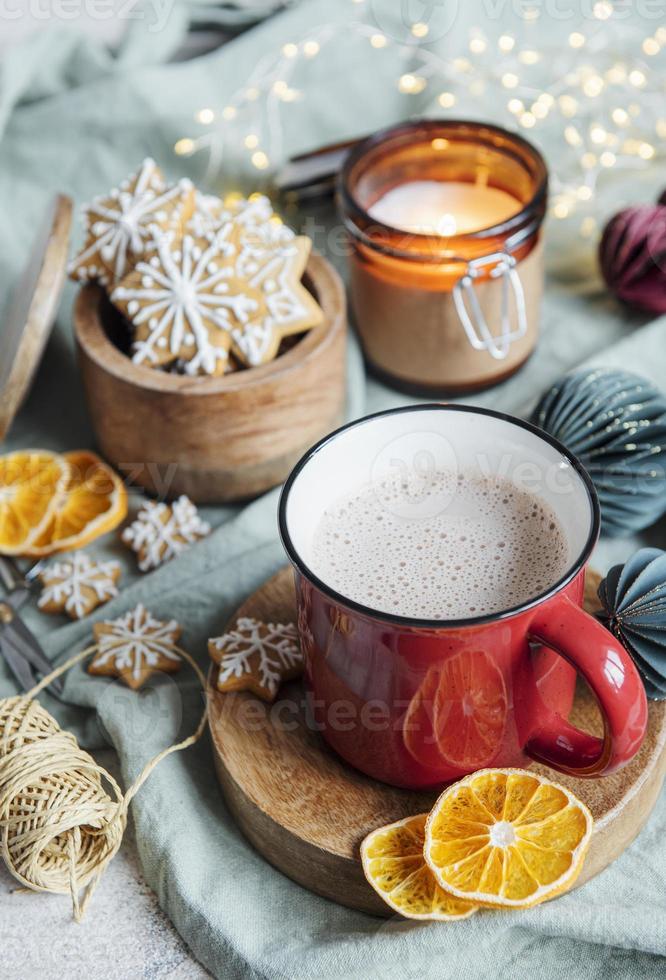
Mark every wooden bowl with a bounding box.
[74,253,347,503]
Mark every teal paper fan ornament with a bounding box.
[533,369,666,536]
[597,548,666,700]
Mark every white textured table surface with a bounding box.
[1,751,210,980]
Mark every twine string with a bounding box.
[0,642,208,921]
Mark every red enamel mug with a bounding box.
[279,405,648,790]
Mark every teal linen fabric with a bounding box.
[1,4,666,977]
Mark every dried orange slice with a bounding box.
[404,650,507,771]
[361,813,477,921]
[424,768,593,909]
[26,450,127,556]
[0,450,68,554]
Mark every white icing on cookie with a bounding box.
[112,229,259,374]
[121,495,211,572]
[91,603,181,684]
[68,159,193,285]
[230,246,311,366]
[187,191,225,239]
[99,183,322,373]
[210,616,302,698]
[230,318,276,366]
[38,553,120,620]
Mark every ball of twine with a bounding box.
[0,696,126,921]
[0,644,207,921]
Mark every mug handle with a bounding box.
[525,593,648,777]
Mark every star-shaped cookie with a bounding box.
[68,158,194,287]
[187,191,226,239]
[37,552,121,620]
[189,191,288,247]
[112,230,260,376]
[208,616,303,702]
[227,234,324,367]
[181,192,323,369]
[121,495,211,572]
[89,603,182,690]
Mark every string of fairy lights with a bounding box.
[174,0,666,246]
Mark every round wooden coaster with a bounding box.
[208,567,666,917]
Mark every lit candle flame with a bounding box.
[437,214,458,236]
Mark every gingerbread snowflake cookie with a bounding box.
[187,191,226,240]
[89,603,182,689]
[111,229,262,376]
[192,195,321,367]
[121,495,210,572]
[37,552,121,620]
[183,192,321,368]
[227,234,323,367]
[230,194,296,259]
[188,192,288,247]
[209,617,303,701]
[68,158,194,287]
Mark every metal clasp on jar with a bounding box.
[452,251,527,361]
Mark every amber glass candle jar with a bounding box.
[338,120,548,394]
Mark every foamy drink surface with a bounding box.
[311,471,569,619]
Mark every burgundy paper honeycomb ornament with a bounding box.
[599,198,666,315]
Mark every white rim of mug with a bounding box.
[278,404,600,630]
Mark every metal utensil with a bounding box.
[0,556,64,695]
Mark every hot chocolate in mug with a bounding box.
[279,405,647,790]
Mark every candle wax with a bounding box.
[368,180,521,236]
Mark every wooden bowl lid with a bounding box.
[0,194,73,441]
